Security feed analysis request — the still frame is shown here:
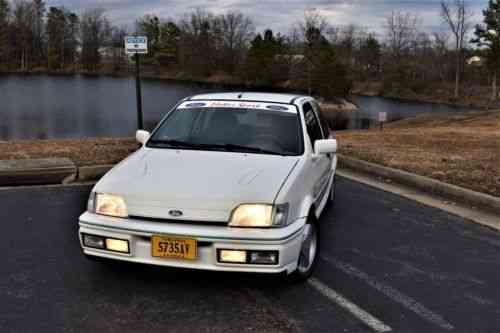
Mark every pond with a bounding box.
[349,95,476,129]
[0,75,477,141]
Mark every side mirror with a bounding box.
[136,130,150,145]
[314,139,337,155]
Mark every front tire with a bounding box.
[287,218,320,282]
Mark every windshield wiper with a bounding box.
[148,139,203,149]
[149,140,287,156]
[212,144,286,156]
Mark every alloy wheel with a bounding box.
[297,223,318,273]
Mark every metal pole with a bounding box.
[135,53,144,130]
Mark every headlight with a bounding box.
[229,204,289,228]
[88,193,128,218]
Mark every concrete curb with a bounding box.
[0,158,76,186]
[0,159,114,186]
[338,154,500,216]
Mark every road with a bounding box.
[1,177,500,333]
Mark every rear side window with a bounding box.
[312,102,331,138]
[303,102,324,146]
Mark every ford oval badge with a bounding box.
[266,105,289,111]
[185,102,206,108]
[169,210,183,217]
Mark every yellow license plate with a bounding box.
[151,235,197,260]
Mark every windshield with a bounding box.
[148,105,303,156]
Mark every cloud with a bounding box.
[44,0,489,34]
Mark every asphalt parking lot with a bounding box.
[1,177,500,333]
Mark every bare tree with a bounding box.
[296,10,329,94]
[333,24,367,67]
[358,33,381,79]
[385,11,420,61]
[433,31,451,82]
[293,10,351,98]
[217,11,254,73]
[80,8,111,71]
[178,9,218,76]
[440,0,473,99]
[12,0,34,70]
[31,0,45,67]
[110,25,127,72]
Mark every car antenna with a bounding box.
[237,93,243,99]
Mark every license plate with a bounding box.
[151,235,197,260]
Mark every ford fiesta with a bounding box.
[79,92,338,281]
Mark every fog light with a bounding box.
[83,234,105,249]
[249,251,279,265]
[105,238,129,253]
[218,250,247,263]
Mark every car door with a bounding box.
[303,101,331,208]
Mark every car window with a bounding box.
[148,106,304,156]
[303,102,324,147]
[312,102,331,138]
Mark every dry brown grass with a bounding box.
[0,138,138,167]
[337,111,500,197]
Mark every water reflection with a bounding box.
[0,75,215,140]
[0,75,478,140]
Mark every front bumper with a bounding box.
[78,212,306,274]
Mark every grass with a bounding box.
[337,111,500,197]
[0,138,138,167]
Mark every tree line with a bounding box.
[0,0,499,101]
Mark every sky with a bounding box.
[44,0,489,35]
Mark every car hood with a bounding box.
[94,149,299,222]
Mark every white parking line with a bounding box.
[322,256,454,331]
[308,278,392,333]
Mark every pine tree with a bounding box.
[471,0,500,101]
[31,0,46,67]
[0,0,10,68]
[359,34,381,78]
[47,6,66,70]
[245,29,284,85]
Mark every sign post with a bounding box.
[134,53,143,130]
[125,36,148,130]
[378,111,387,131]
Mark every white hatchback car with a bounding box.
[79,92,337,281]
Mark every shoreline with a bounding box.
[353,92,486,111]
[0,69,298,92]
[352,82,497,111]
[1,69,485,110]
